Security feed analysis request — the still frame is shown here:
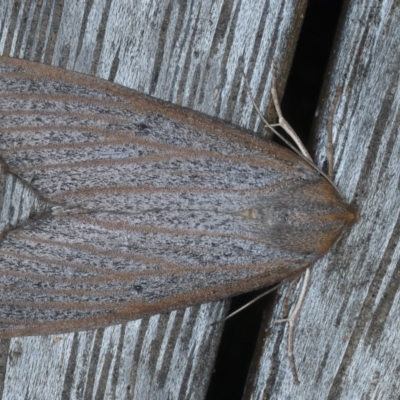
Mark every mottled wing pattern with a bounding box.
[0,57,351,337]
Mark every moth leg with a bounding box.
[242,72,312,162]
[275,269,311,385]
[269,80,312,161]
[209,283,283,326]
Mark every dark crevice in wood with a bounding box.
[0,339,10,400]
[206,290,272,400]
[206,0,345,398]
[281,0,345,144]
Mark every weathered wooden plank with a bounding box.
[0,0,306,398]
[245,0,400,398]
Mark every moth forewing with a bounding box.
[0,56,358,338]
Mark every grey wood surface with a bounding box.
[0,0,307,399]
[245,0,400,398]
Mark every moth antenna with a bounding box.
[327,86,343,179]
[209,283,283,326]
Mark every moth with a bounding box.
[0,56,358,338]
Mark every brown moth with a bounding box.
[0,56,358,338]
